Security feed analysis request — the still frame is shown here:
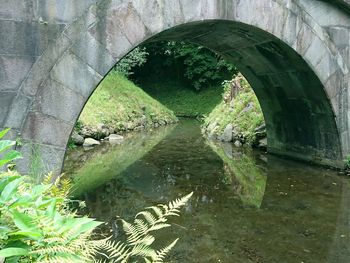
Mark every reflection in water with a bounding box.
[64,124,175,197]
[64,119,350,263]
[207,141,267,208]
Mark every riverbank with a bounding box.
[70,72,178,146]
[202,74,266,148]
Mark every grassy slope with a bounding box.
[79,72,177,128]
[203,76,265,143]
[138,78,223,117]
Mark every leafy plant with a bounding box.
[115,47,149,76]
[135,41,237,91]
[0,128,22,169]
[0,172,102,262]
[0,171,192,262]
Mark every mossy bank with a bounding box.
[202,74,266,148]
[71,72,178,145]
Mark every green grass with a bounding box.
[138,78,223,117]
[79,72,177,128]
[203,76,264,144]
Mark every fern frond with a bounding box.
[153,238,179,263]
[130,243,157,259]
[91,237,131,262]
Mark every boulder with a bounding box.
[234,140,243,147]
[241,102,254,114]
[71,131,84,145]
[83,138,100,147]
[219,124,233,142]
[258,138,267,150]
[108,134,124,143]
[138,115,147,126]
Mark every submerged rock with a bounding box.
[83,138,100,147]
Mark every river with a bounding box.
[64,119,350,263]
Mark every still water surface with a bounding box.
[64,120,350,263]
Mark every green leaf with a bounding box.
[0,178,22,203]
[0,175,21,193]
[0,128,10,140]
[0,140,15,153]
[0,150,22,167]
[9,231,43,240]
[11,210,36,232]
[0,247,28,258]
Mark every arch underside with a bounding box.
[148,21,342,166]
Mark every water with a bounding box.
[64,120,350,263]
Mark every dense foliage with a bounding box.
[133,41,237,91]
[115,47,148,76]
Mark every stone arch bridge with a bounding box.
[1,0,350,173]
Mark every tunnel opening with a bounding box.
[64,19,342,173]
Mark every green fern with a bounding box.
[91,192,193,263]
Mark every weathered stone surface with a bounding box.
[34,78,85,123]
[0,92,16,127]
[108,134,124,144]
[83,138,100,147]
[36,0,95,24]
[234,140,243,147]
[16,143,66,176]
[1,0,350,173]
[71,32,115,76]
[21,112,72,147]
[0,56,34,91]
[4,94,31,129]
[219,124,233,142]
[71,131,84,146]
[50,52,102,98]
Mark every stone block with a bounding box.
[282,11,299,47]
[0,92,16,127]
[131,0,167,34]
[62,3,96,40]
[89,20,132,60]
[329,27,350,49]
[314,54,338,83]
[4,93,31,129]
[324,70,343,99]
[0,55,35,92]
[21,112,73,148]
[71,32,116,76]
[16,142,66,176]
[36,0,95,24]
[50,52,102,98]
[34,78,85,124]
[0,20,63,56]
[303,36,328,67]
[21,34,71,96]
[179,1,203,22]
[106,1,148,46]
[0,0,31,20]
[294,23,314,56]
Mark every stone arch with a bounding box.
[3,0,349,173]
